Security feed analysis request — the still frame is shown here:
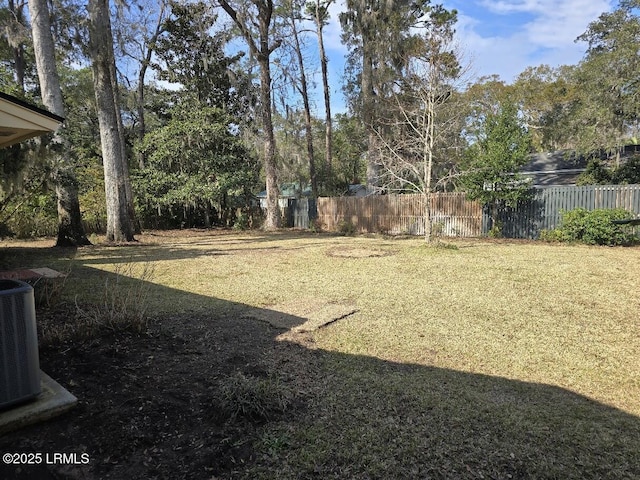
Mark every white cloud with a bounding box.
[455,0,615,81]
[324,0,349,56]
[520,0,612,48]
[454,13,535,81]
[317,0,614,101]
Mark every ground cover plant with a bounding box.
[1,230,639,479]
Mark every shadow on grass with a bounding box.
[1,233,347,268]
[0,240,638,480]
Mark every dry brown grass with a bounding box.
[71,232,640,415]
[9,230,639,478]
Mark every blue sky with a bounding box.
[316,0,615,114]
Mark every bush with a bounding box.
[337,220,356,236]
[488,221,503,238]
[553,208,638,246]
[3,192,58,238]
[539,228,565,242]
[232,212,250,231]
[309,218,323,233]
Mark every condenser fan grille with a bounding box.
[0,280,41,409]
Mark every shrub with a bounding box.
[554,208,637,246]
[309,218,323,233]
[488,221,503,238]
[232,212,250,231]
[337,220,357,236]
[539,228,565,242]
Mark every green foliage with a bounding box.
[232,212,250,231]
[613,154,640,183]
[0,141,60,238]
[512,65,580,151]
[134,105,259,228]
[59,68,101,162]
[340,0,452,117]
[568,3,640,154]
[488,221,503,238]
[576,158,612,185]
[77,164,107,233]
[577,155,640,185]
[153,1,254,118]
[538,228,566,242]
[461,102,533,215]
[3,192,58,238]
[329,113,367,190]
[545,208,638,246]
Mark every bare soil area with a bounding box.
[1,304,318,480]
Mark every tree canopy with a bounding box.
[461,102,533,226]
[0,0,638,239]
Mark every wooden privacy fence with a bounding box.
[316,193,483,237]
[275,184,640,239]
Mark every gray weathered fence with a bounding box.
[272,198,317,229]
[492,184,640,238]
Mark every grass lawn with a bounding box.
[1,230,639,479]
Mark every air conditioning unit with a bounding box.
[0,279,41,410]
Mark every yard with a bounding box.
[1,230,639,479]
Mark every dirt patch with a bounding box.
[0,305,320,480]
[326,246,394,258]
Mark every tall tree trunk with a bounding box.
[289,7,317,197]
[218,0,281,230]
[8,0,25,93]
[362,41,379,193]
[259,56,280,230]
[87,0,135,242]
[136,74,147,170]
[13,46,25,93]
[108,47,139,234]
[423,91,435,243]
[313,0,332,176]
[28,0,91,246]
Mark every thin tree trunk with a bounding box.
[318,22,333,176]
[87,0,135,242]
[28,0,90,246]
[136,74,147,170]
[108,43,138,234]
[289,8,317,197]
[136,3,166,170]
[8,0,25,93]
[315,2,332,176]
[423,92,435,243]
[362,41,379,192]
